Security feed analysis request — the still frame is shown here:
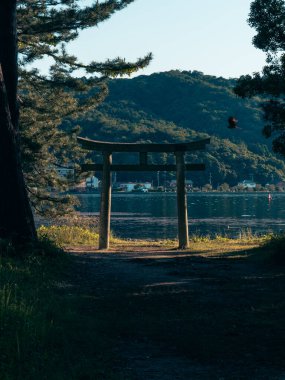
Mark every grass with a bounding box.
[0,239,125,380]
[38,225,100,246]
[37,219,285,266]
[40,224,285,265]
[38,224,267,251]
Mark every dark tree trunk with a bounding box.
[0,1,37,242]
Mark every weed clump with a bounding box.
[262,233,285,264]
[0,239,17,256]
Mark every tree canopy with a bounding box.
[234,0,285,156]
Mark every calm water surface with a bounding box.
[77,193,285,239]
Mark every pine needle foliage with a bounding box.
[17,0,152,217]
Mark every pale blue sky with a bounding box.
[45,0,267,78]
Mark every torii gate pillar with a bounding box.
[99,152,112,249]
[175,151,189,249]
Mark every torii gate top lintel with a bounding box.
[77,136,210,153]
[77,136,210,250]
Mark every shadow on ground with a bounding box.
[67,244,285,379]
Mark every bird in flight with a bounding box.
[228,116,238,129]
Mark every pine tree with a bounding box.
[234,0,285,156]
[0,0,151,241]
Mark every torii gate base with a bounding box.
[78,137,210,250]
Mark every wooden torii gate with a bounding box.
[78,136,210,249]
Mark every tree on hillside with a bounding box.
[234,0,285,156]
[0,0,151,242]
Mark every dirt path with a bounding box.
[67,246,285,380]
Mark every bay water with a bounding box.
[77,192,285,240]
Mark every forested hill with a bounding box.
[75,70,285,187]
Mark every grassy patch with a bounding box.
[37,225,267,252]
[38,225,100,246]
[0,242,124,380]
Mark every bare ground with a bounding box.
[66,245,285,380]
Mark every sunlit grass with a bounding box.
[37,225,270,256]
[38,225,99,246]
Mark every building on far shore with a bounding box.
[237,180,256,189]
[114,182,152,192]
[86,176,99,189]
[170,179,193,189]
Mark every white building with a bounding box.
[238,180,256,189]
[86,176,99,189]
[115,182,152,192]
[141,182,152,189]
[113,182,136,192]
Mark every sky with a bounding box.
[42,0,267,79]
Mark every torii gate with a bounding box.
[78,137,210,250]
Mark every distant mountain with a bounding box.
[74,70,285,187]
